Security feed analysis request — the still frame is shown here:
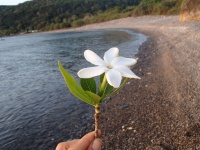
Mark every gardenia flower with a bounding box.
[78,47,140,88]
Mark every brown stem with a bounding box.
[94,105,100,139]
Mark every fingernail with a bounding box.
[92,139,102,150]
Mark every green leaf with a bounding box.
[85,91,101,105]
[58,61,95,106]
[98,73,114,99]
[100,82,113,98]
[80,78,96,94]
[100,73,105,83]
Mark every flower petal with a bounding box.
[113,65,141,79]
[111,57,137,67]
[84,50,106,66]
[103,47,119,65]
[105,69,122,88]
[78,66,107,78]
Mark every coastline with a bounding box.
[74,16,200,149]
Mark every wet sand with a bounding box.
[71,16,200,149]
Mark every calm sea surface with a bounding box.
[0,29,146,150]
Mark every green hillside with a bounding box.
[0,0,184,36]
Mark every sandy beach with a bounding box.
[69,16,200,149]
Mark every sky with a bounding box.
[0,0,31,5]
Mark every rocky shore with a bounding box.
[73,16,200,149]
[99,33,200,150]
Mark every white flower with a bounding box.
[78,47,140,88]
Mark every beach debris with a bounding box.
[131,121,135,124]
[147,72,152,75]
[127,127,133,130]
[119,104,129,109]
[135,58,139,61]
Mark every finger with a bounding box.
[72,130,101,150]
[56,139,79,150]
[87,138,102,150]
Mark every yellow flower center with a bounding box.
[107,65,112,69]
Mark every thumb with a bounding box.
[71,131,101,150]
[88,138,102,150]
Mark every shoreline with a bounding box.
[8,15,199,149]
[79,16,200,149]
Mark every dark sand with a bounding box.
[68,16,200,149]
[98,31,200,150]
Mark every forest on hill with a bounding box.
[0,0,185,36]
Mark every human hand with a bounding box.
[56,131,102,150]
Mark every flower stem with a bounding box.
[98,74,107,96]
[94,104,100,138]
